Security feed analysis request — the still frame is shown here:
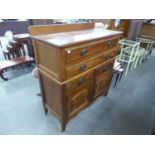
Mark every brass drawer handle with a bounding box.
[80,49,88,56]
[80,64,87,71]
[78,77,85,85]
[107,40,113,47]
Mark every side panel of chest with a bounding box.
[34,40,61,81]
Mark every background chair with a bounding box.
[4,30,29,58]
[0,34,34,81]
[136,37,154,61]
[117,40,140,76]
[4,30,14,41]
[112,60,124,87]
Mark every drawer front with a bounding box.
[66,50,116,79]
[65,73,93,117]
[65,38,118,64]
[66,72,92,93]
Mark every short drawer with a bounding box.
[65,38,118,64]
[66,72,92,93]
[66,50,116,79]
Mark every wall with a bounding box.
[0,19,55,36]
[0,20,30,36]
[29,19,54,25]
[127,19,144,40]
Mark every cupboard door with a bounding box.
[93,60,114,98]
[68,89,89,115]
[66,73,93,118]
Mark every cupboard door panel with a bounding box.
[93,60,114,98]
[66,73,93,118]
[69,89,89,113]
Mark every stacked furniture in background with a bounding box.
[136,37,155,60]
[117,40,140,76]
[0,31,34,81]
[116,36,154,76]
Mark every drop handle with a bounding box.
[80,49,88,56]
[78,77,85,85]
[80,64,87,71]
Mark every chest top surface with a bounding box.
[31,28,122,48]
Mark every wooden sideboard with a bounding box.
[29,23,122,131]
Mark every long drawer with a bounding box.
[65,38,118,64]
[66,50,116,79]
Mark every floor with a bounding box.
[0,50,155,135]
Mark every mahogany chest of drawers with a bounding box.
[29,23,122,131]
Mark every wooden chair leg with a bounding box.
[21,45,26,56]
[119,71,124,81]
[3,53,7,60]
[114,73,119,88]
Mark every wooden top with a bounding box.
[31,28,122,48]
